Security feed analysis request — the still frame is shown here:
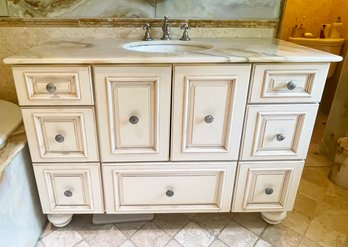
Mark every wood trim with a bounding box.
[0,17,278,28]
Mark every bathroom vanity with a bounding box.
[4,38,341,227]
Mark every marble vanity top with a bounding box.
[3,38,342,64]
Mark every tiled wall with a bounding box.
[0,26,276,103]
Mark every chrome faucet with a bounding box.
[161,16,171,40]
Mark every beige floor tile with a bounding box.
[192,213,233,236]
[41,222,55,238]
[300,238,324,247]
[281,210,311,235]
[218,221,258,247]
[120,240,136,247]
[233,213,267,236]
[115,221,146,238]
[302,167,330,188]
[153,214,190,237]
[298,179,327,202]
[305,210,348,247]
[131,222,171,247]
[174,221,215,247]
[165,240,183,247]
[261,224,303,247]
[210,239,229,247]
[294,193,319,218]
[81,225,127,247]
[42,229,83,247]
[254,239,273,247]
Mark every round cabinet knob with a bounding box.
[55,134,65,143]
[276,134,285,141]
[287,81,296,90]
[129,116,139,125]
[46,83,57,93]
[265,188,274,195]
[64,190,73,197]
[204,115,214,123]
[166,190,174,197]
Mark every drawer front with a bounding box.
[102,162,236,213]
[171,65,251,161]
[241,104,318,160]
[249,63,329,103]
[232,161,304,212]
[12,66,93,105]
[22,108,99,162]
[33,164,103,213]
[94,66,171,162]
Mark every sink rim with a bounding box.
[123,40,213,53]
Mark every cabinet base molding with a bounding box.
[47,214,73,227]
[261,211,287,224]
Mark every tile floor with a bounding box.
[35,113,348,247]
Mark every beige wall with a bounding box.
[280,0,348,40]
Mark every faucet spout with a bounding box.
[161,16,171,40]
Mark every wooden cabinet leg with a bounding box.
[261,211,287,224]
[47,214,73,227]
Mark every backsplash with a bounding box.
[5,0,281,19]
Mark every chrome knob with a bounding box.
[204,115,214,123]
[287,81,296,90]
[276,134,285,141]
[46,83,57,93]
[265,188,274,195]
[129,116,139,125]
[166,190,174,197]
[55,134,64,143]
[64,190,73,197]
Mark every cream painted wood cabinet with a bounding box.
[12,62,330,227]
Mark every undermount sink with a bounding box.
[123,41,212,53]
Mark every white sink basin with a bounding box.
[123,41,212,53]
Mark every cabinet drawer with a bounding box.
[12,66,93,105]
[94,65,171,162]
[232,161,304,212]
[33,164,103,214]
[249,63,329,103]
[240,104,318,160]
[22,108,99,162]
[171,65,251,161]
[102,162,236,213]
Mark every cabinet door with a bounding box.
[34,163,104,214]
[94,66,171,162]
[12,66,93,106]
[171,65,251,161]
[22,107,99,162]
[232,161,304,212]
[240,104,318,160]
[249,63,329,103]
[102,162,236,213]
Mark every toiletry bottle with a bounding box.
[330,16,343,38]
[291,17,299,37]
[320,24,326,38]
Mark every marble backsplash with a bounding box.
[0,26,275,103]
[4,0,281,19]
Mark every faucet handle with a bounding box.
[142,23,152,41]
[180,23,191,41]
